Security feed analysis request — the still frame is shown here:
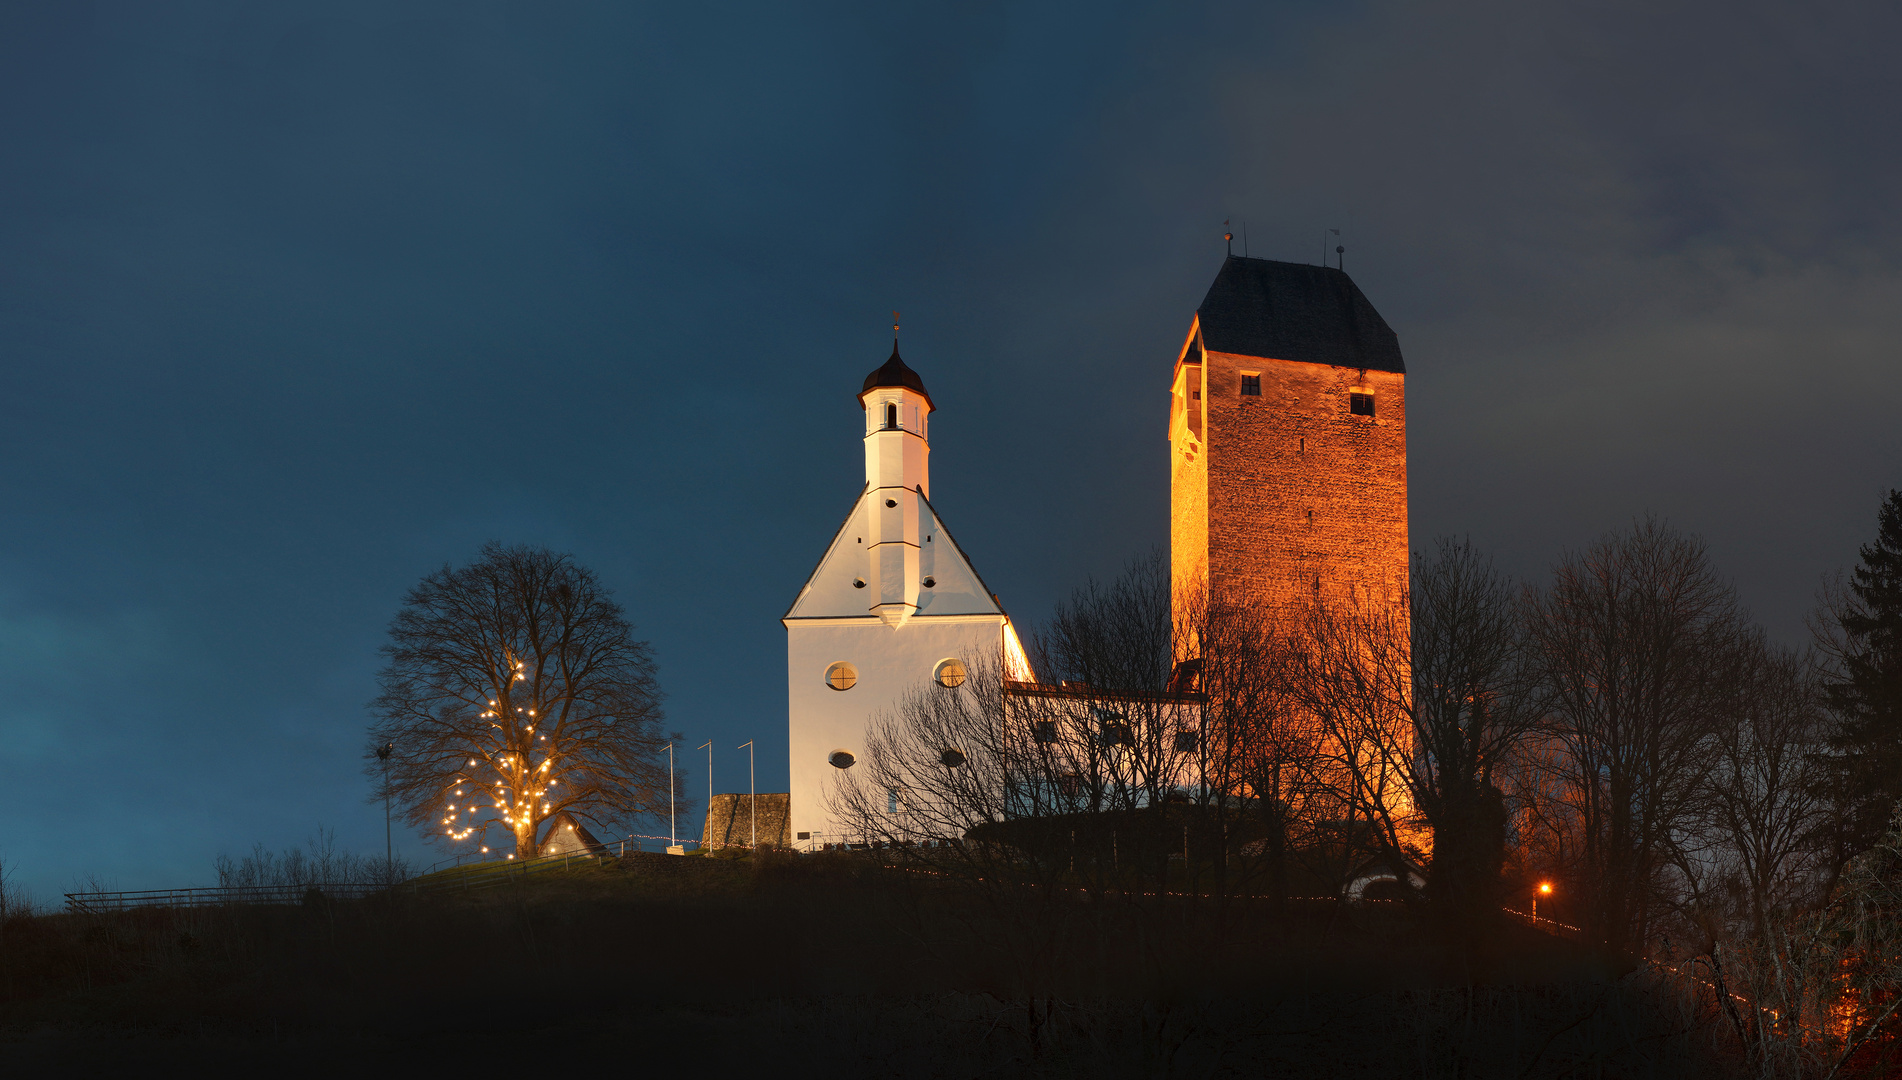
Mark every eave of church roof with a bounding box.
[859,344,933,407]
[1192,256,1405,374]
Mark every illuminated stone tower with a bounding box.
[1169,256,1408,624]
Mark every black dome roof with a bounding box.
[859,343,933,407]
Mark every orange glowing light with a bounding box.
[1539,882,1552,894]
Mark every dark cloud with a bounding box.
[0,1,1894,897]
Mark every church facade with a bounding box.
[781,343,1030,849]
[785,256,1406,848]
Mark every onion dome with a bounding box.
[858,343,933,408]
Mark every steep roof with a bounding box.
[859,343,933,407]
[1192,256,1405,374]
[783,486,1003,621]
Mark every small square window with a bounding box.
[1241,374,1261,397]
[1350,392,1375,417]
[1191,389,1200,400]
[1033,720,1059,743]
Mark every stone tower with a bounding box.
[1170,256,1408,624]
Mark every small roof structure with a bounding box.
[1193,256,1405,374]
[539,811,611,857]
[1343,851,1426,903]
[858,343,933,407]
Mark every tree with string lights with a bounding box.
[366,543,670,859]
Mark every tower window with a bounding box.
[1191,389,1201,400]
[1350,392,1375,417]
[1240,374,1261,397]
[884,402,898,429]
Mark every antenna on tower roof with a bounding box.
[1243,219,1249,258]
[892,310,900,347]
[1223,220,1233,257]
[1321,227,1339,266]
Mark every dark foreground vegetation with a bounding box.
[0,851,1765,1076]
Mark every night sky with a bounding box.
[3,3,1897,900]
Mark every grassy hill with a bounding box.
[0,851,1734,1076]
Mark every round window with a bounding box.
[825,662,858,691]
[829,750,856,769]
[939,747,967,768]
[934,658,967,688]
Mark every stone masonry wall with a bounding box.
[1188,351,1408,622]
[701,792,792,850]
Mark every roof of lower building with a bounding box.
[860,343,933,407]
[1193,256,1405,374]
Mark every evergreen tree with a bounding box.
[1823,490,1902,852]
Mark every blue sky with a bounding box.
[2,1,1898,899]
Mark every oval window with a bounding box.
[934,658,967,688]
[829,750,856,769]
[825,662,858,691]
[939,747,967,768]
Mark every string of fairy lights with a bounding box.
[437,657,565,849]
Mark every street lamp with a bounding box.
[1534,880,1553,922]
[375,742,395,876]
[666,742,676,848]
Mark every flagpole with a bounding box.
[738,741,756,849]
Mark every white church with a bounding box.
[782,339,1030,849]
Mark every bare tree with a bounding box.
[1175,576,1327,906]
[1696,641,1834,939]
[1524,517,1748,952]
[1288,580,1421,891]
[1287,539,1535,917]
[1407,538,1538,922]
[367,543,669,859]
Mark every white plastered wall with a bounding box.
[786,614,1004,847]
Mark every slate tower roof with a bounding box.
[1194,256,1405,374]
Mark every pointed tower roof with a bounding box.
[859,343,933,407]
[1194,256,1404,374]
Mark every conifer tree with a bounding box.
[1821,490,1902,853]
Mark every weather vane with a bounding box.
[1224,220,1233,257]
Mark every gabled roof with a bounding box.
[1192,256,1404,374]
[859,343,933,407]
[540,811,610,856]
[784,488,1003,621]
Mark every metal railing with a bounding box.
[65,882,388,913]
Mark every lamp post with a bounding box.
[666,742,676,846]
[375,742,395,876]
[738,741,755,849]
[1534,881,1552,922]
